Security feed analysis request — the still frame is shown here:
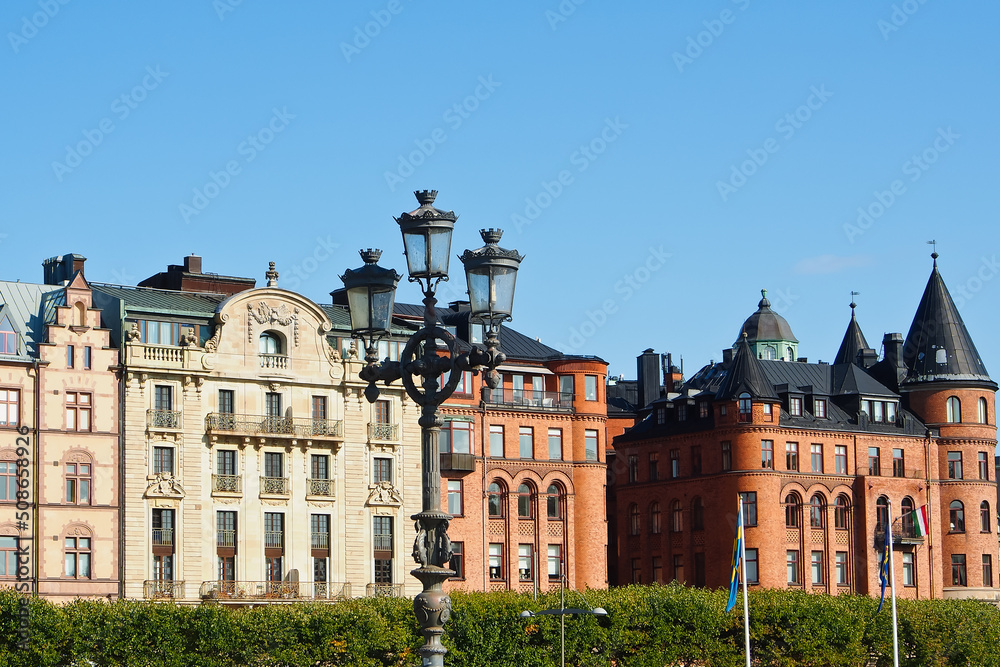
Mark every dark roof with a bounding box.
[736,289,797,345]
[0,281,65,358]
[91,283,224,317]
[715,335,779,400]
[834,305,870,366]
[607,380,639,415]
[902,257,993,386]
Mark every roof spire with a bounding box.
[835,297,870,366]
[927,239,938,268]
[716,333,778,400]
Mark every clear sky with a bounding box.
[2,0,998,384]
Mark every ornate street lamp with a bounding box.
[341,190,523,666]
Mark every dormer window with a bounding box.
[786,347,794,362]
[763,346,776,360]
[789,397,802,417]
[0,318,16,355]
[762,403,773,421]
[678,404,687,421]
[814,399,827,419]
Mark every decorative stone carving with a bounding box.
[266,261,279,287]
[248,301,296,327]
[412,518,452,568]
[180,327,198,347]
[144,472,185,499]
[127,322,141,341]
[366,481,402,506]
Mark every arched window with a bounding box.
[0,317,17,355]
[979,397,988,424]
[487,481,505,518]
[876,496,889,530]
[763,345,776,360]
[949,500,965,533]
[259,331,283,355]
[73,301,86,326]
[809,494,825,528]
[786,346,794,362]
[671,500,683,532]
[692,496,705,531]
[946,396,961,423]
[650,502,661,534]
[628,503,640,536]
[901,497,915,536]
[738,392,752,422]
[517,483,534,519]
[785,493,801,528]
[546,484,563,520]
[981,501,991,533]
[834,495,850,529]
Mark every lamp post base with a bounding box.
[412,566,454,666]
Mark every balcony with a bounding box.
[368,422,399,441]
[259,354,290,371]
[874,524,925,548]
[144,580,185,599]
[307,478,334,497]
[212,474,242,494]
[217,529,236,549]
[199,580,350,602]
[483,388,573,412]
[126,344,200,370]
[147,409,181,430]
[366,583,404,598]
[206,413,343,440]
[373,534,392,552]
[151,528,174,547]
[311,532,330,550]
[260,476,289,496]
[441,453,476,472]
[264,530,284,550]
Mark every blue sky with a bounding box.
[2,0,998,382]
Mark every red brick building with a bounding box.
[611,256,997,601]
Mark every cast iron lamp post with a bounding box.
[519,575,608,667]
[340,190,524,666]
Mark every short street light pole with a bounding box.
[520,576,608,667]
[341,190,524,666]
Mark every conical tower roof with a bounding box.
[834,301,870,366]
[716,334,778,400]
[902,254,993,386]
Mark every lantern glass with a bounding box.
[467,265,518,322]
[346,286,372,331]
[402,226,453,279]
[369,286,396,333]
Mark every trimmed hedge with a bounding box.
[1,585,999,666]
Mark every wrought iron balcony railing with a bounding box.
[483,388,573,411]
[217,529,236,548]
[366,583,404,598]
[144,580,184,599]
[311,532,330,549]
[151,528,174,547]
[373,534,392,552]
[260,476,289,495]
[199,580,351,601]
[368,422,399,441]
[212,474,242,493]
[264,530,284,549]
[307,478,334,496]
[147,409,181,429]
[206,413,343,439]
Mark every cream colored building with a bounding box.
[94,270,423,603]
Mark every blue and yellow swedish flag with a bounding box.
[726,498,744,613]
[876,519,890,613]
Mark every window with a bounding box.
[66,392,92,431]
[979,452,989,480]
[814,399,826,418]
[952,554,967,586]
[310,454,330,481]
[374,399,389,424]
[692,497,705,531]
[154,385,172,412]
[657,408,665,425]
[265,512,285,551]
[311,395,327,423]
[740,492,757,526]
[446,480,463,516]
[153,555,173,583]
[153,446,174,475]
[761,440,774,469]
[946,396,961,423]
[671,499,683,532]
[738,393,751,422]
[948,452,963,479]
[0,462,16,502]
[678,404,687,421]
[979,397,988,424]
[691,446,702,475]
[787,550,799,584]
[699,402,709,419]
[0,535,18,577]
[628,455,638,483]
[449,542,464,580]
[873,401,884,423]
[558,375,574,402]
[0,318,17,354]
[785,494,801,528]
[488,482,505,518]
[810,444,823,473]
[264,452,283,479]
[266,392,282,418]
[488,544,504,580]
[721,442,732,471]
[763,346,776,360]
[218,389,234,415]
[836,551,848,585]
[835,445,847,475]
[745,548,758,583]
[546,484,563,519]
[949,500,965,533]
[584,375,598,401]
[83,346,91,370]
[65,536,91,578]
[373,457,391,484]
[628,503,640,535]
[518,544,533,581]
[440,420,472,454]
[217,450,236,476]
[670,449,680,478]
[633,558,642,584]
[893,448,905,477]
[876,496,889,530]
[548,545,562,579]
[489,425,504,458]
[981,501,991,533]
[547,428,562,460]
[218,510,237,551]
[649,502,661,534]
[868,447,880,476]
[762,403,772,421]
[901,497,915,535]
[519,427,533,459]
[584,429,598,462]
[67,344,74,368]
[902,552,914,587]
[259,331,282,354]
[810,495,825,528]
[789,397,802,417]
[834,496,849,529]
[65,462,91,505]
[0,389,19,427]
[672,554,684,583]
[651,555,663,583]
[517,483,533,518]
[811,551,824,584]
[786,442,799,471]
[984,555,993,588]
[648,452,659,481]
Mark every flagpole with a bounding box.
[739,500,750,667]
[888,501,899,667]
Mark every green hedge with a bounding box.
[1,585,999,666]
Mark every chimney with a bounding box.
[637,348,661,409]
[722,347,734,364]
[883,333,904,368]
[857,348,878,368]
[184,254,202,274]
[42,254,86,285]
